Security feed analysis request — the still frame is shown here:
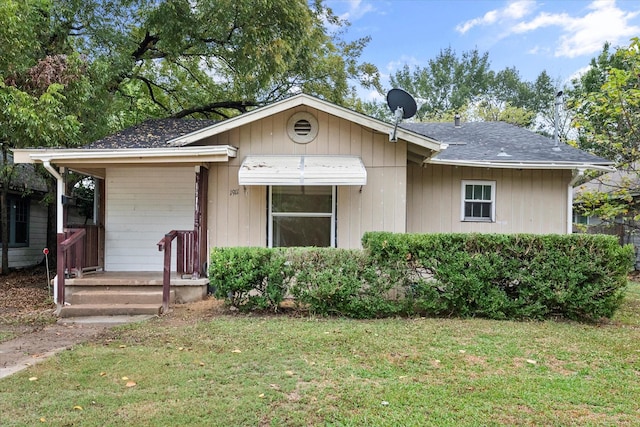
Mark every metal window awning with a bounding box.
[238,155,367,186]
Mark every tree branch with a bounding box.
[171,100,259,119]
[134,76,171,113]
[132,31,161,61]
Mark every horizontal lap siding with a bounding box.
[206,107,407,249]
[105,167,194,271]
[407,163,570,234]
[7,201,47,268]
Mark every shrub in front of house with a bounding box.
[208,247,291,312]
[209,233,633,321]
[286,248,404,318]
[362,232,635,321]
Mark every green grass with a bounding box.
[2,283,640,426]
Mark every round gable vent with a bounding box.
[287,112,318,144]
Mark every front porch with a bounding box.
[57,271,209,318]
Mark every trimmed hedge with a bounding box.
[362,232,634,321]
[208,232,634,321]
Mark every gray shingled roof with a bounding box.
[401,121,612,165]
[0,156,48,193]
[83,118,218,149]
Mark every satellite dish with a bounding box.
[386,89,417,142]
[387,88,417,119]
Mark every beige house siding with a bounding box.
[407,163,570,234]
[206,106,406,249]
[104,167,194,271]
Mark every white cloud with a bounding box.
[554,1,640,57]
[456,0,639,61]
[456,0,536,34]
[330,0,375,22]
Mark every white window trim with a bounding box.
[460,180,496,222]
[268,186,336,248]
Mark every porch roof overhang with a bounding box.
[425,158,616,172]
[12,145,238,178]
[238,155,367,186]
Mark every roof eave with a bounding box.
[426,158,616,172]
[13,146,238,165]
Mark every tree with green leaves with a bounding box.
[51,0,379,125]
[370,47,559,130]
[570,38,640,231]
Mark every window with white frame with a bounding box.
[269,186,335,247]
[461,180,495,222]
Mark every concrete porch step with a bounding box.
[58,303,162,318]
[70,290,175,305]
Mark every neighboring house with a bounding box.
[12,94,613,306]
[0,161,48,270]
[573,168,640,269]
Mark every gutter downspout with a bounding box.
[567,169,585,234]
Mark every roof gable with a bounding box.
[167,94,442,152]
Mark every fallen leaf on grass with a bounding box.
[119,345,126,349]
[40,417,46,422]
[526,359,537,365]
[99,372,107,377]
[285,370,295,376]
[125,381,137,388]
[29,377,38,381]
[258,393,265,398]
[121,376,129,380]
[231,349,242,353]
[73,406,83,411]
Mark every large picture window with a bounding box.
[0,196,29,247]
[269,186,335,247]
[461,180,495,222]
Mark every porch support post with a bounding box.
[44,161,66,307]
[43,161,65,233]
[193,165,202,279]
[162,234,171,313]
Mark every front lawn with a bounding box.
[1,283,639,426]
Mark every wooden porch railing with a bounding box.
[157,230,199,313]
[56,228,87,306]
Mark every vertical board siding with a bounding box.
[206,106,406,249]
[105,167,194,271]
[407,163,570,234]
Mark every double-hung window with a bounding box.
[461,181,495,222]
[0,196,29,247]
[269,186,336,247]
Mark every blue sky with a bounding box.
[325,0,640,100]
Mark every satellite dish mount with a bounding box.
[386,88,417,142]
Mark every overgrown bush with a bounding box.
[208,247,291,311]
[362,232,634,321]
[209,233,633,321]
[287,248,404,318]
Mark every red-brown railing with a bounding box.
[56,228,87,306]
[157,230,199,313]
